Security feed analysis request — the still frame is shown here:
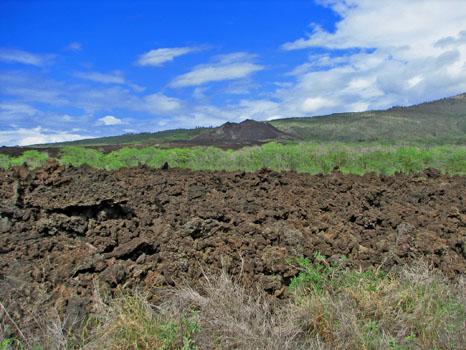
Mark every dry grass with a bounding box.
[163,272,307,350]
[1,261,464,350]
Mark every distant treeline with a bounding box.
[1,142,465,175]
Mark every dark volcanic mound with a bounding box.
[191,119,295,145]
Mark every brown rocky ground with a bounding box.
[0,161,465,335]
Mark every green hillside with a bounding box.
[33,127,210,148]
[269,93,466,144]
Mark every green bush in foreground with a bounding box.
[1,142,465,175]
[3,150,49,170]
[2,259,464,350]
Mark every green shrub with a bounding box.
[4,142,460,175]
[0,155,11,169]
[10,150,48,169]
[58,147,105,169]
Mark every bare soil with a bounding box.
[0,161,465,334]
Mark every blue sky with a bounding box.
[1,0,466,146]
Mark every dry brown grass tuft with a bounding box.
[164,271,308,350]
[1,261,464,350]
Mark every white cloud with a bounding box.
[407,75,423,88]
[75,71,125,84]
[276,0,466,116]
[0,127,91,146]
[74,71,145,92]
[236,99,280,120]
[0,103,38,118]
[170,52,264,87]
[136,47,200,66]
[193,87,207,99]
[283,0,466,55]
[98,115,123,126]
[0,48,54,66]
[65,42,82,51]
[143,93,181,113]
[302,97,338,113]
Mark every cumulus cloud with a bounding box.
[283,0,466,54]
[136,47,200,66]
[0,48,55,66]
[277,0,466,116]
[0,127,91,146]
[170,52,264,87]
[98,115,123,126]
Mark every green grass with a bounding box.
[85,289,200,350]
[1,142,465,175]
[286,255,465,349]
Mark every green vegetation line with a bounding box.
[1,142,465,175]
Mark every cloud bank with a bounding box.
[277,0,466,116]
[0,127,91,146]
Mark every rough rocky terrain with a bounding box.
[0,161,465,334]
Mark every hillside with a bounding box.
[32,127,211,148]
[269,93,466,143]
[30,92,466,148]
